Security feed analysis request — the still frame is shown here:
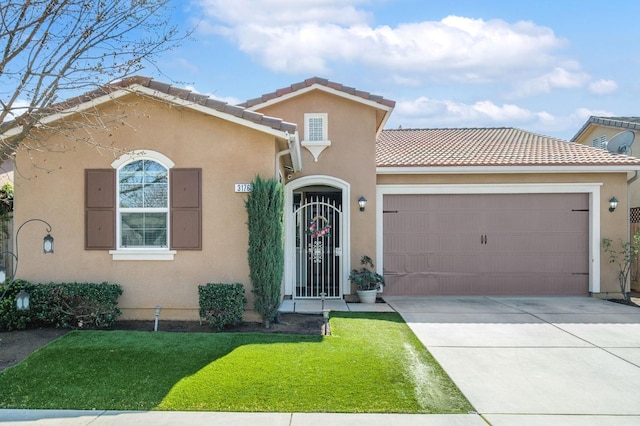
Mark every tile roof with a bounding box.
[2,76,296,135]
[571,116,640,142]
[377,127,640,168]
[240,77,396,109]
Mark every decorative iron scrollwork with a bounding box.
[309,240,324,263]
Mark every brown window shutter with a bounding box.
[171,168,202,250]
[85,169,116,250]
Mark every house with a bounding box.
[4,77,640,321]
[572,116,640,290]
[572,116,640,207]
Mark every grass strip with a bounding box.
[0,312,472,413]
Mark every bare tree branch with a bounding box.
[0,0,189,162]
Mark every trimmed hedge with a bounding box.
[0,281,123,331]
[198,283,246,331]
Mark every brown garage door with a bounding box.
[383,193,589,296]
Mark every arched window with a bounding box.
[117,159,169,248]
[86,150,201,259]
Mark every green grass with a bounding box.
[0,312,472,413]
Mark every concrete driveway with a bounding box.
[385,296,640,425]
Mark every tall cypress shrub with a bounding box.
[245,175,284,327]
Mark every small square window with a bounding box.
[304,113,328,142]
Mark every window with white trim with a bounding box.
[302,113,331,162]
[304,113,328,142]
[118,159,169,248]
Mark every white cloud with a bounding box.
[394,97,536,128]
[197,0,371,27]
[196,1,568,83]
[510,66,590,97]
[588,79,618,95]
[390,97,615,140]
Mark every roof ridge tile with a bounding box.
[239,77,395,109]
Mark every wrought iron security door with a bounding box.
[294,195,342,298]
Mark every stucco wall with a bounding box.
[377,171,630,296]
[575,126,640,208]
[14,93,278,320]
[255,90,379,282]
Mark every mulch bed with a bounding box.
[0,313,326,372]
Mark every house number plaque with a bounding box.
[234,183,253,193]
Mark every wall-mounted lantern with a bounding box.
[609,197,618,212]
[358,196,367,212]
[43,234,54,253]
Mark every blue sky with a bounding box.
[146,0,640,141]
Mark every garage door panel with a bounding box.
[485,232,587,254]
[384,272,589,296]
[383,193,589,296]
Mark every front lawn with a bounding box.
[0,312,472,413]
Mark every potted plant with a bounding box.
[348,255,385,304]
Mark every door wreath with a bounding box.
[308,215,332,238]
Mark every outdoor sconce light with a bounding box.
[0,266,5,285]
[358,196,367,212]
[154,305,162,332]
[609,197,618,212]
[43,234,54,254]
[16,289,30,310]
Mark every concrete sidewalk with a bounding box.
[386,296,640,425]
[0,410,486,425]
[278,298,395,314]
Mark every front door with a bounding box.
[294,192,342,298]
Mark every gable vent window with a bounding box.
[307,116,325,141]
[591,136,607,150]
[302,113,331,162]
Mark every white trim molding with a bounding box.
[111,149,175,169]
[302,113,331,162]
[376,183,603,294]
[111,150,174,260]
[284,175,351,298]
[109,249,176,261]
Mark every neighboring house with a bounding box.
[572,116,640,208]
[3,77,640,321]
[572,116,640,290]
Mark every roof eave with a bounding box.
[132,85,294,140]
[247,83,394,113]
[571,116,640,142]
[1,83,296,142]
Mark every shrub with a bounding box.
[198,283,246,331]
[603,232,640,302]
[245,175,284,327]
[0,281,123,330]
